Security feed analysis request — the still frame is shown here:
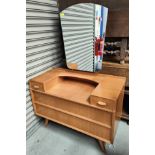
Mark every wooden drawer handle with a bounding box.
[33,85,39,89]
[97,101,107,106]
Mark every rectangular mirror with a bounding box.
[60,3,108,72]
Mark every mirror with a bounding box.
[59,3,108,72]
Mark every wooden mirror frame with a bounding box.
[58,0,129,12]
[58,0,129,37]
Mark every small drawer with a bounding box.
[90,96,116,112]
[30,81,44,92]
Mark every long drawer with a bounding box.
[33,91,112,128]
[35,103,111,143]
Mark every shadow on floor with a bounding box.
[27,120,129,155]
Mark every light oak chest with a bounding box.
[29,68,125,146]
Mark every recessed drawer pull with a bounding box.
[97,101,107,106]
[33,85,39,89]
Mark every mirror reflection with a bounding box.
[60,3,108,72]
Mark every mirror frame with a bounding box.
[58,0,129,38]
[59,3,109,71]
[58,0,129,71]
[58,0,129,12]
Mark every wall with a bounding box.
[26,0,64,139]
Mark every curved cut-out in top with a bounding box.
[59,75,99,87]
[46,75,99,104]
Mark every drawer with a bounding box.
[90,96,116,112]
[30,81,44,92]
[33,92,112,127]
[35,103,112,143]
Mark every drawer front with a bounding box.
[30,81,44,91]
[36,103,111,143]
[90,96,116,112]
[33,92,112,127]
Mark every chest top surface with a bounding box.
[30,68,126,105]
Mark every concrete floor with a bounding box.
[27,120,129,155]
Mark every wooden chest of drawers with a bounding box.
[29,68,125,145]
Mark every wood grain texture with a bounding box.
[67,63,78,70]
[98,140,106,153]
[120,38,128,62]
[101,61,129,87]
[58,0,129,12]
[106,10,129,37]
[44,118,49,127]
[29,68,125,144]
